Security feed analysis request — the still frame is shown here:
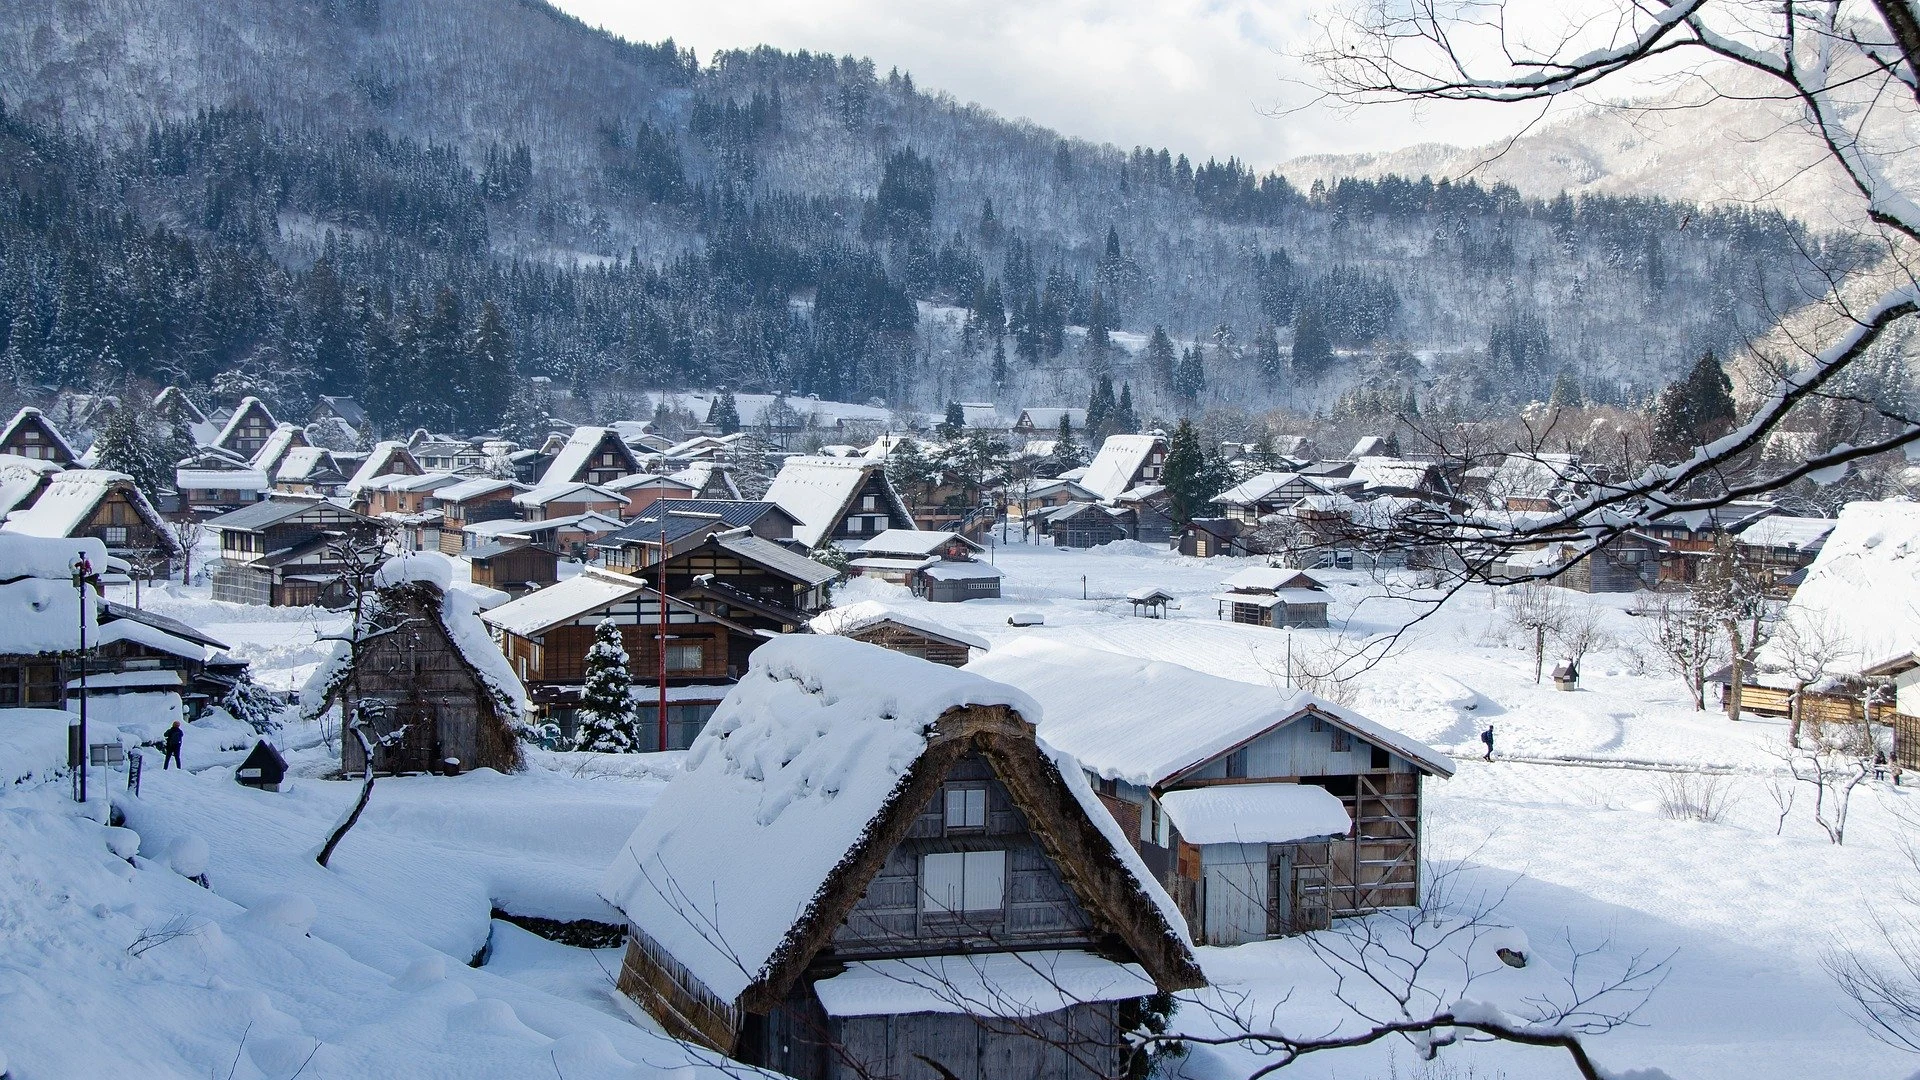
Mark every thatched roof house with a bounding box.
[600,636,1202,1080]
[302,552,527,775]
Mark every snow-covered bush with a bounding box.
[220,674,283,734]
[573,619,640,753]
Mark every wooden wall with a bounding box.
[829,1002,1125,1080]
[846,624,972,667]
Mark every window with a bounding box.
[26,664,60,705]
[944,785,987,831]
[1225,747,1249,779]
[920,850,1005,914]
[1371,746,1391,770]
[1329,729,1352,753]
[862,494,877,511]
[666,643,704,671]
[845,516,863,534]
[0,665,20,705]
[1308,716,1324,733]
[103,526,128,545]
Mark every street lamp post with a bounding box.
[70,552,93,805]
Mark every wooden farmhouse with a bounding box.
[1499,533,1665,593]
[154,387,221,446]
[593,499,800,574]
[810,600,991,667]
[461,510,625,558]
[599,636,1204,1080]
[1209,470,1360,524]
[205,496,381,606]
[1,470,181,567]
[602,472,700,515]
[1078,434,1168,501]
[1213,567,1331,628]
[174,460,271,516]
[512,481,627,522]
[345,441,424,501]
[1865,652,1920,773]
[970,639,1454,944]
[429,477,526,554]
[248,424,309,480]
[763,456,915,549]
[848,529,1003,602]
[1012,406,1086,436]
[539,426,643,488]
[479,565,797,747]
[272,447,350,497]
[210,397,279,460]
[302,553,526,775]
[669,460,743,501]
[1005,478,1100,535]
[0,456,58,526]
[1043,502,1135,549]
[466,541,559,597]
[0,407,78,465]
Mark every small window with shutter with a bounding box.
[920,850,1006,914]
[944,785,987,831]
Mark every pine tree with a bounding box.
[92,404,174,502]
[1116,383,1138,434]
[1053,412,1083,470]
[574,619,641,753]
[1291,307,1333,381]
[1173,345,1205,402]
[1256,326,1284,384]
[709,389,741,434]
[990,336,1008,387]
[1086,374,1117,439]
[1650,351,1737,459]
[1161,419,1210,526]
[467,300,515,431]
[1145,326,1176,391]
[1549,369,1584,409]
[885,436,936,507]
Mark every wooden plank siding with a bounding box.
[843,624,973,667]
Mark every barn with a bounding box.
[600,636,1204,1080]
[810,601,990,667]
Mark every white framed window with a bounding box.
[920,850,1006,914]
[862,494,877,511]
[103,526,128,545]
[944,786,987,831]
[666,643,704,671]
[845,516,863,533]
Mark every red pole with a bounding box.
[657,523,668,752]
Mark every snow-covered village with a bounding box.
[7,3,1920,1080]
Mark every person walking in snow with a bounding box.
[1480,724,1494,762]
[162,721,183,770]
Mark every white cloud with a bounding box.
[548,0,1541,168]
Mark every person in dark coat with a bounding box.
[1480,724,1495,762]
[162,721,184,770]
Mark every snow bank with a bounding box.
[814,949,1155,1018]
[373,550,456,592]
[0,708,73,787]
[599,635,1041,1002]
[1761,500,1920,671]
[809,599,990,650]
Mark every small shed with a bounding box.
[1212,568,1330,629]
[235,740,289,791]
[468,541,560,596]
[1128,587,1176,619]
[809,601,990,667]
[1551,661,1579,691]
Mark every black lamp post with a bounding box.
[70,551,93,804]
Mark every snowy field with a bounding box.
[2,538,1914,1079]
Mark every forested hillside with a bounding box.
[0,0,1866,432]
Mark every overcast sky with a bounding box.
[548,0,1543,169]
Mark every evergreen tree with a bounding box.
[990,336,1008,387]
[1291,307,1333,381]
[1115,383,1138,434]
[91,404,172,502]
[1256,326,1284,384]
[1548,369,1584,409]
[1161,419,1211,525]
[885,436,937,507]
[574,619,641,753]
[1054,412,1082,470]
[1086,374,1117,439]
[709,389,741,434]
[1650,351,1737,458]
[1085,289,1110,352]
[466,300,515,431]
[1172,345,1205,402]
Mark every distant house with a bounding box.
[600,636,1205,1080]
[480,566,779,747]
[1470,453,1596,512]
[272,447,349,497]
[809,601,990,666]
[594,499,801,572]
[362,472,464,521]
[763,456,915,549]
[311,395,368,433]
[1178,517,1250,559]
[669,460,742,501]
[461,510,625,558]
[0,455,58,524]
[602,472,699,515]
[248,424,309,480]
[540,426,643,488]
[513,481,627,522]
[1006,477,1101,535]
[970,639,1454,943]
[2,470,180,567]
[174,463,271,516]
[302,553,527,776]
[1346,456,1449,501]
[1046,501,1135,549]
[1498,533,1665,593]
[1079,434,1167,501]
[1211,471,1360,524]
[205,496,381,607]
[1012,406,1086,435]
[1732,515,1835,596]
[604,522,835,616]
[345,441,424,500]
[0,408,78,466]
[428,477,525,554]
[210,397,279,460]
[465,541,559,597]
[1111,485,1175,545]
[849,529,1003,602]
[154,387,221,447]
[1214,567,1330,628]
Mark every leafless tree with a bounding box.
[1691,535,1780,721]
[171,517,205,585]
[1636,591,1725,710]
[1771,613,1858,747]
[1551,596,1612,688]
[1826,796,1920,1051]
[1503,581,1569,683]
[1775,722,1875,845]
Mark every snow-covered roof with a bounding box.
[1350,436,1391,458]
[539,427,631,487]
[1127,586,1177,602]
[1762,501,1920,675]
[346,441,417,492]
[855,529,980,557]
[0,466,47,521]
[210,397,275,450]
[848,555,938,573]
[1221,567,1326,594]
[479,569,645,637]
[1737,515,1837,551]
[967,638,1453,785]
[601,472,688,492]
[1080,435,1163,501]
[249,424,303,472]
[1349,456,1437,492]
[922,561,1003,581]
[2,471,168,545]
[1210,589,1328,608]
[435,477,521,503]
[599,636,1047,1002]
[809,600,990,651]
[274,446,335,482]
[814,950,1154,1019]
[0,408,77,462]
[176,468,270,491]
[668,460,740,499]
[1018,407,1087,429]
[513,481,622,507]
[0,535,107,653]
[1157,783,1352,846]
[763,456,898,548]
[368,471,464,494]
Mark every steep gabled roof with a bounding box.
[274,446,341,483]
[1760,500,1920,675]
[249,423,307,473]
[599,635,1201,1015]
[811,600,990,650]
[854,528,983,557]
[763,456,912,548]
[539,426,639,487]
[204,494,359,533]
[1,470,178,551]
[594,499,799,550]
[0,408,78,464]
[210,397,277,451]
[1080,434,1165,500]
[347,441,422,492]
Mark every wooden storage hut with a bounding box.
[302,553,527,776]
[599,636,1203,1080]
[1213,568,1330,629]
[467,541,559,596]
[809,601,990,667]
[969,639,1454,945]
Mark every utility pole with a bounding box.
[70,552,93,805]
[657,521,668,754]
